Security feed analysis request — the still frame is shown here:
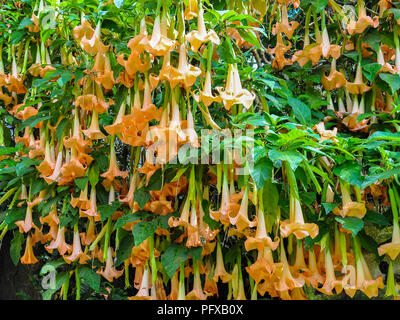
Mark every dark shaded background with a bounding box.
[0,232,41,299]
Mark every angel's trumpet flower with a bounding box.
[81,217,96,246]
[63,227,90,264]
[186,205,202,248]
[246,246,278,285]
[100,137,128,182]
[313,121,338,143]
[377,46,396,74]
[229,185,256,232]
[80,21,109,55]
[272,4,299,39]
[318,249,343,295]
[320,24,341,60]
[80,187,101,221]
[378,222,400,261]
[193,70,222,107]
[169,43,201,89]
[36,140,55,176]
[104,100,126,136]
[119,172,139,208]
[83,110,106,140]
[321,59,346,91]
[210,165,231,226]
[169,193,191,228]
[333,180,367,219]
[268,32,292,70]
[15,205,34,233]
[303,248,324,288]
[20,234,39,264]
[291,241,308,275]
[185,104,199,148]
[70,185,91,210]
[63,110,90,151]
[59,147,87,185]
[138,73,163,122]
[98,247,124,282]
[43,147,64,184]
[93,52,115,90]
[354,238,384,298]
[213,241,232,283]
[216,64,255,110]
[186,260,207,300]
[186,5,220,52]
[6,56,26,94]
[245,207,279,252]
[274,243,305,291]
[346,62,371,94]
[184,0,198,20]
[139,14,176,56]
[347,0,379,35]
[280,196,319,239]
[45,227,72,255]
[378,0,392,17]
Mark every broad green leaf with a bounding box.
[10,231,24,266]
[98,201,121,222]
[161,244,189,279]
[379,73,400,94]
[335,216,364,235]
[362,63,381,82]
[116,234,134,266]
[132,221,157,246]
[268,149,303,171]
[134,188,151,209]
[249,157,272,189]
[78,266,100,291]
[287,97,311,125]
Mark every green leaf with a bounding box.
[335,216,364,235]
[78,266,100,291]
[236,27,261,48]
[10,231,24,266]
[216,37,238,64]
[146,169,163,191]
[322,202,338,215]
[201,200,220,230]
[132,221,157,246]
[74,177,89,191]
[268,149,303,171]
[88,162,99,187]
[98,201,121,222]
[362,63,381,82]
[364,210,390,227]
[134,188,151,209]
[116,234,134,266]
[249,157,272,189]
[333,161,363,188]
[113,213,141,231]
[287,97,311,125]
[379,73,400,94]
[161,244,189,279]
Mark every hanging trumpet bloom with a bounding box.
[216,64,255,111]
[98,247,124,282]
[20,234,39,265]
[280,196,319,240]
[272,4,299,39]
[347,0,379,35]
[321,59,346,91]
[186,6,220,52]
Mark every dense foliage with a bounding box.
[1,0,400,300]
